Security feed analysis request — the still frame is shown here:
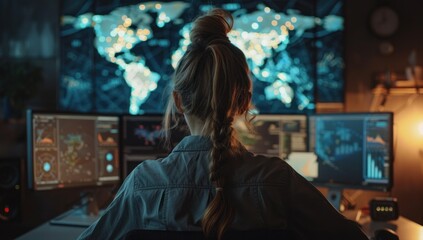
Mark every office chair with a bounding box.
[124,229,296,240]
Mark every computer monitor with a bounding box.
[235,114,308,160]
[26,110,121,191]
[301,112,394,209]
[121,114,189,176]
[60,1,345,114]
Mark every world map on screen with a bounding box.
[60,0,343,114]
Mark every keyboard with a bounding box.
[50,207,105,227]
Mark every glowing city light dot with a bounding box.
[253,67,260,75]
[159,12,167,21]
[155,3,162,9]
[81,17,89,24]
[278,73,288,81]
[264,7,270,13]
[262,70,270,77]
[126,43,132,49]
[275,14,281,20]
[257,16,263,22]
[271,20,278,26]
[116,59,125,66]
[144,69,151,76]
[115,45,122,52]
[127,29,134,35]
[149,82,157,91]
[251,22,259,30]
[289,25,295,30]
[291,17,297,23]
[123,18,132,27]
[139,4,145,10]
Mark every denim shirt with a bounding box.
[78,136,368,240]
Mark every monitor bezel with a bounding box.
[26,109,122,191]
[307,111,394,192]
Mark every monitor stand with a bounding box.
[326,187,343,211]
[50,192,104,227]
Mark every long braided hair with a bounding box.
[164,9,252,240]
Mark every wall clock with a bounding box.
[369,5,400,38]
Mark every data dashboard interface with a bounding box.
[307,113,393,190]
[28,112,120,190]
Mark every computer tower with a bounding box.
[0,158,21,222]
[0,157,23,240]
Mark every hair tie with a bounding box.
[190,42,206,51]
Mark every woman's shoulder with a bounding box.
[243,151,290,168]
[129,157,172,188]
[230,151,292,185]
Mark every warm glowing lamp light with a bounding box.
[418,122,423,136]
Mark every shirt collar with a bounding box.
[172,135,212,152]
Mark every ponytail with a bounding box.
[164,9,252,240]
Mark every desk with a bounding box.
[359,216,423,240]
[16,208,99,240]
[16,222,86,240]
[17,212,423,240]
[343,210,423,239]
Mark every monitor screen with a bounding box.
[235,114,308,159]
[303,112,393,191]
[121,114,189,176]
[27,110,121,190]
[60,0,345,114]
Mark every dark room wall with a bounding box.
[0,1,87,238]
[344,0,423,224]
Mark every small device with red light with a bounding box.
[0,199,17,221]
